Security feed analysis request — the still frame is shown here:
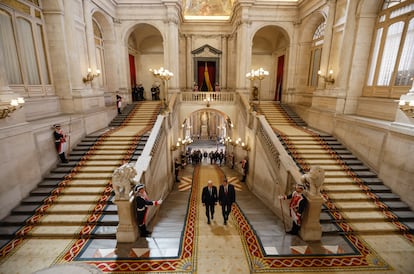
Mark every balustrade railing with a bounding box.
[180,92,236,104]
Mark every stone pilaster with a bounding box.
[185,34,193,89]
[221,35,228,89]
[236,19,251,91]
[164,3,180,91]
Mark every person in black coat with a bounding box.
[202,180,218,224]
[134,184,163,237]
[218,177,236,225]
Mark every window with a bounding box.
[308,21,326,88]
[0,1,51,88]
[0,10,22,84]
[93,19,105,87]
[365,0,414,97]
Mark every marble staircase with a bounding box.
[0,103,158,243]
[259,102,414,236]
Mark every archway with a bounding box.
[179,108,233,166]
[251,25,290,102]
[127,24,163,101]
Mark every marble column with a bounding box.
[299,193,323,241]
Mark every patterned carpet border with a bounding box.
[232,203,391,272]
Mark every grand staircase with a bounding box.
[0,102,161,245]
[258,102,414,238]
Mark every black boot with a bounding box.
[59,153,69,163]
[139,224,151,237]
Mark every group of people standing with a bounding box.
[132,83,145,101]
[201,177,236,225]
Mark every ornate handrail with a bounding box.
[180,92,236,103]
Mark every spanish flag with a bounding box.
[201,62,213,91]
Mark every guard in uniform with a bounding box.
[134,184,163,237]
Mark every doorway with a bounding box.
[275,55,284,101]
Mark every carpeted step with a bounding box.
[382,201,411,210]
[361,177,384,185]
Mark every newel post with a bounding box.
[299,166,325,241]
[112,163,139,242]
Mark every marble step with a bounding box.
[0,225,117,239]
[21,195,114,205]
[11,204,117,215]
[0,214,118,226]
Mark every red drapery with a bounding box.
[275,55,284,101]
[129,54,136,88]
[198,61,215,91]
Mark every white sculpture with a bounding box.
[301,166,325,196]
[112,163,137,200]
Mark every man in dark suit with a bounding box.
[218,177,236,225]
[202,180,218,224]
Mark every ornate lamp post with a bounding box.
[150,67,174,112]
[246,67,269,105]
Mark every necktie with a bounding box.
[209,188,212,196]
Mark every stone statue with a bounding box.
[112,163,137,200]
[300,166,325,196]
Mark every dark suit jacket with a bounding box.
[218,184,235,205]
[202,185,218,205]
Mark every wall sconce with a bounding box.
[83,68,101,84]
[171,140,181,151]
[318,69,335,84]
[398,99,414,118]
[0,97,25,119]
[234,137,250,151]
[171,136,193,151]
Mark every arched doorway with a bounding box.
[127,24,163,101]
[180,109,232,166]
[251,26,290,102]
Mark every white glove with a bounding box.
[278,195,285,200]
[157,199,163,205]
